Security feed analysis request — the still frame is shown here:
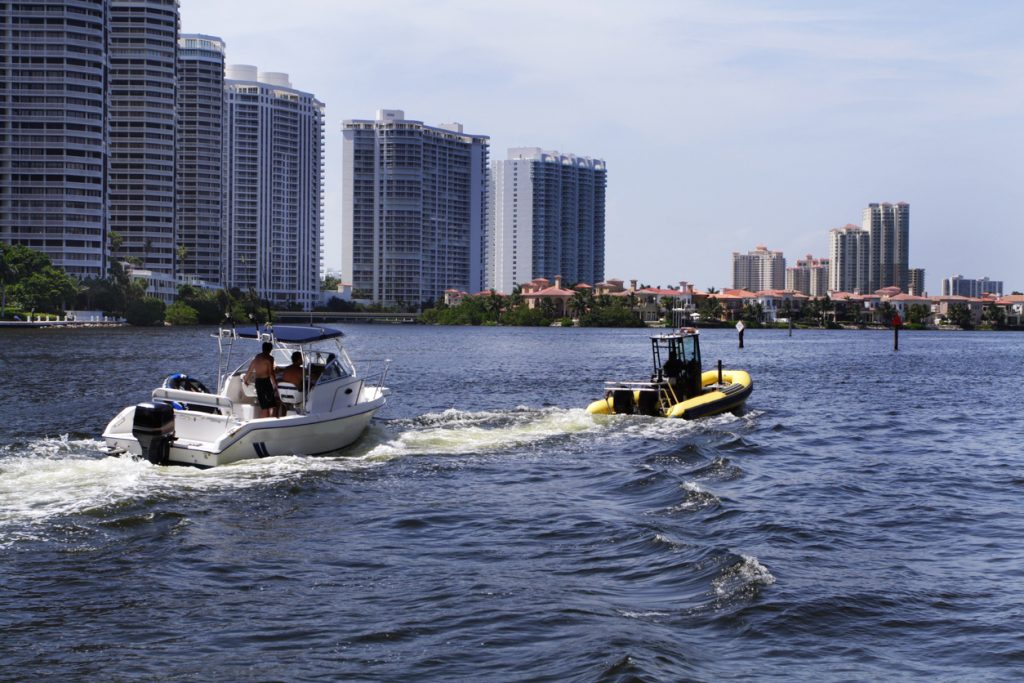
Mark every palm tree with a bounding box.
[0,245,19,319]
[982,303,1005,329]
[568,289,591,320]
[706,286,720,295]
[176,244,189,273]
[539,297,556,320]
[508,285,524,311]
[698,296,723,322]
[877,301,896,327]
[660,296,676,323]
[484,289,503,324]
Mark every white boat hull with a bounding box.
[102,324,391,468]
[104,396,383,468]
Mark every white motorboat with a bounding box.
[103,323,390,467]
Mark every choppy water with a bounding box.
[1,325,1023,681]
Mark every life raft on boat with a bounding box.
[585,328,753,419]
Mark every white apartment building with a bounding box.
[224,66,324,310]
[0,0,109,278]
[829,224,870,293]
[108,0,179,278]
[942,275,1003,298]
[733,245,785,291]
[342,109,489,307]
[486,147,606,293]
[176,34,225,286]
[785,255,830,296]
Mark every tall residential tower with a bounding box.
[342,109,489,307]
[828,224,870,293]
[863,201,909,292]
[176,34,225,286]
[785,255,830,297]
[108,0,179,278]
[0,0,109,278]
[224,66,324,310]
[732,245,785,291]
[486,147,606,293]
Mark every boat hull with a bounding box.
[587,370,752,419]
[103,396,384,468]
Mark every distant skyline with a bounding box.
[180,0,1024,294]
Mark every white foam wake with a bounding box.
[712,554,776,599]
[363,407,601,459]
[0,435,379,544]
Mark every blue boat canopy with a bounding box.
[235,325,345,343]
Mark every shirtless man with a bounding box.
[243,341,278,418]
[279,351,304,387]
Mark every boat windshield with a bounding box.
[305,350,353,384]
[651,333,701,372]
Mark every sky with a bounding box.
[180,0,1024,294]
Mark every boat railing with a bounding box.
[602,379,669,392]
[352,357,391,395]
[152,387,235,413]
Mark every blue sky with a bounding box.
[182,0,1024,294]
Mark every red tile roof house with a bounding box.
[520,276,577,317]
[753,289,809,322]
[633,286,687,323]
[443,288,469,307]
[715,289,757,320]
[934,295,987,326]
[884,292,936,325]
[995,294,1024,326]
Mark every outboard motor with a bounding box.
[612,389,635,415]
[636,390,660,416]
[132,402,175,465]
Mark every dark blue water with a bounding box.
[2,325,1023,681]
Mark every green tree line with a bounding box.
[421,287,646,327]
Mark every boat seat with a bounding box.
[277,382,301,405]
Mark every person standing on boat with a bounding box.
[243,342,279,418]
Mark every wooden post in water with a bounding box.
[788,316,793,337]
[892,313,902,352]
[736,320,745,349]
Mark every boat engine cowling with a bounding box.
[132,401,175,465]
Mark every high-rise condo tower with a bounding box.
[828,224,870,293]
[0,0,109,278]
[108,0,179,277]
[224,66,324,310]
[176,34,225,286]
[486,147,606,293]
[342,109,489,307]
[863,201,909,292]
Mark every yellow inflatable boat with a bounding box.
[586,329,752,419]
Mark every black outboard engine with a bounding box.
[132,402,175,465]
[612,389,635,415]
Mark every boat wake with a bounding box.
[357,405,750,462]
[1,406,758,546]
[0,435,380,546]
